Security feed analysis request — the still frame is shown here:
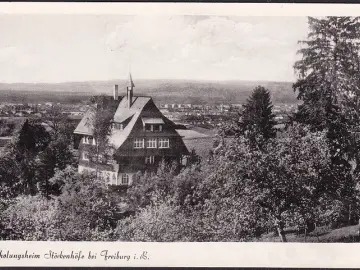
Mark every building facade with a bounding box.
[73,74,189,186]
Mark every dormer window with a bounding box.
[83,136,94,144]
[142,118,164,132]
[112,123,124,130]
[83,136,89,144]
[145,124,152,132]
[154,124,163,132]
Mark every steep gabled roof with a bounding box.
[111,96,151,148]
[113,96,151,123]
[73,109,95,135]
[74,96,152,149]
[110,111,141,148]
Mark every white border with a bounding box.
[0,241,360,267]
[0,2,359,16]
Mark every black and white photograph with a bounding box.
[1,5,360,246]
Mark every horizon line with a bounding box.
[0,78,294,84]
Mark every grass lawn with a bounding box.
[258,224,360,243]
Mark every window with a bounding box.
[83,136,90,144]
[112,173,117,185]
[147,138,157,148]
[82,151,89,161]
[121,174,130,185]
[159,138,170,148]
[134,138,144,148]
[83,136,95,145]
[112,123,124,130]
[154,125,163,132]
[145,156,155,164]
[145,124,152,132]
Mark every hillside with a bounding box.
[0,79,298,105]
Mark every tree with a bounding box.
[202,125,341,242]
[238,86,276,148]
[293,17,360,165]
[86,95,117,177]
[9,119,51,158]
[35,138,75,198]
[44,105,69,141]
[116,196,193,242]
[4,119,51,195]
[293,17,360,224]
[48,168,119,240]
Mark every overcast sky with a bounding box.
[0,15,309,83]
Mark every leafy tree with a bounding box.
[0,155,22,198]
[203,125,342,242]
[9,119,51,158]
[44,105,70,141]
[126,161,178,209]
[86,95,117,176]
[50,167,121,240]
[238,86,276,148]
[0,195,56,240]
[116,195,193,241]
[0,167,122,241]
[3,119,51,195]
[35,138,76,198]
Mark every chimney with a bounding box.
[113,84,119,101]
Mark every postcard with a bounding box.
[1,2,360,267]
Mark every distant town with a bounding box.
[0,97,296,153]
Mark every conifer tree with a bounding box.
[294,17,360,224]
[293,17,360,163]
[239,86,276,148]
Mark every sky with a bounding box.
[0,15,309,83]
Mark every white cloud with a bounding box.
[104,15,305,80]
[0,15,308,82]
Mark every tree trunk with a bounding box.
[348,204,352,225]
[275,217,287,242]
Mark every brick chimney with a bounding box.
[113,84,118,101]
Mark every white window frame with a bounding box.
[159,138,170,148]
[121,174,130,185]
[134,138,144,148]
[83,136,90,144]
[112,173,117,185]
[147,138,157,148]
[145,156,155,164]
[112,123,124,130]
[82,151,89,161]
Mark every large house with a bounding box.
[73,74,189,186]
